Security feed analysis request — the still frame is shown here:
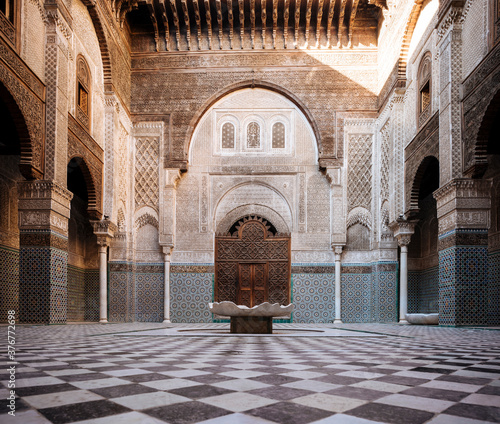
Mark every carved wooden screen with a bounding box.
[215,216,291,306]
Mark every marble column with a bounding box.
[91,220,116,324]
[333,245,343,323]
[389,219,416,324]
[98,242,108,323]
[162,246,172,323]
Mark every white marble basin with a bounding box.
[209,301,294,317]
[406,313,439,325]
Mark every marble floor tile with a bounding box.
[199,392,278,412]
[292,393,367,413]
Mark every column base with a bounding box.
[163,319,171,323]
[398,319,409,325]
[334,319,343,324]
[99,318,108,323]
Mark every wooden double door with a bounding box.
[238,263,268,307]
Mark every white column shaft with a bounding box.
[334,254,342,323]
[99,246,108,323]
[163,254,171,323]
[400,245,408,323]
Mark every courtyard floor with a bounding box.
[1,323,500,424]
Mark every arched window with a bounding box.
[76,56,91,130]
[418,52,432,127]
[221,122,235,149]
[247,122,260,148]
[272,122,286,148]
[0,0,15,23]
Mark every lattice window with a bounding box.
[135,138,159,208]
[348,134,373,212]
[247,122,260,148]
[272,122,286,148]
[221,122,235,148]
[418,52,432,127]
[76,56,91,130]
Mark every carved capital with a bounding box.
[91,219,117,239]
[165,169,182,188]
[388,218,416,247]
[332,244,344,260]
[324,167,341,187]
[433,178,492,234]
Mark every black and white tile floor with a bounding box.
[1,323,500,424]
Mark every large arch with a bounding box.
[184,80,323,166]
[409,155,440,214]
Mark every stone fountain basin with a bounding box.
[209,301,293,317]
[406,313,439,325]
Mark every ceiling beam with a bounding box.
[305,0,313,48]
[169,0,182,50]
[284,0,290,48]
[272,0,278,48]
[192,0,203,49]
[348,0,360,47]
[238,0,245,48]
[262,0,267,48]
[294,0,301,48]
[215,0,223,48]
[338,0,347,47]
[316,0,324,47]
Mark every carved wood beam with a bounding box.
[192,0,202,49]
[294,0,301,48]
[215,0,223,48]
[169,0,182,50]
[261,0,267,48]
[338,0,347,47]
[238,0,245,48]
[304,0,313,48]
[250,0,256,48]
[115,0,125,20]
[145,0,160,51]
[348,0,360,48]
[228,0,235,48]
[180,0,192,50]
[204,0,214,49]
[316,0,324,47]
[272,0,278,48]
[159,0,170,50]
[284,0,290,48]
[326,0,336,48]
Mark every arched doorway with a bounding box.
[67,157,99,322]
[215,216,291,307]
[408,156,439,314]
[0,85,25,322]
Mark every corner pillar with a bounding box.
[389,219,416,324]
[434,178,492,326]
[18,181,72,324]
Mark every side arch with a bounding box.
[409,156,439,214]
[184,80,322,164]
[68,156,98,216]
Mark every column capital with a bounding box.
[388,218,416,247]
[161,245,173,259]
[331,244,344,258]
[324,167,342,187]
[433,178,492,235]
[165,169,182,188]
[92,219,117,247]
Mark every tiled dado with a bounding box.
[109,262,135,322]
[135,264,164,322]
[171,265,213,323]
[408,266,438,314]
[488,250,500,325]
[438,230,489,326]
[292,272,335,323]
[0,245,19,323]
[67,266,99,322]
[341,263,397,323]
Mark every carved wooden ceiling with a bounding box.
[113,0,387,51]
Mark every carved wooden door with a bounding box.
[238,263,268,307]
[215,215,291,306]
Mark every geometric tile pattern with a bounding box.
[341,270,372,322]
[67,265,85,322]
[408,267,438,314]
[0,245,19,323]
[136,265,164,322]
[4,322,500,424]
[292,273,335,323]
[439,229,489,326]
[371,264,398,322]
[19,245,68,324]
[84,270,99,322]
[487,250,500,326]
[109,263,135,322]
[170,272,213,323]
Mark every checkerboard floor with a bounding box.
[2,323,500,424]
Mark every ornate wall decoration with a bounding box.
[215,216,290,306]
[380,119,390,202]
[135,137,159,209]
[348,134,372,212]
[306,174,330,233]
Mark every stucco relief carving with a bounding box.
[135,137,159,210]
[293,250,333,263]
[348,134,373,212]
